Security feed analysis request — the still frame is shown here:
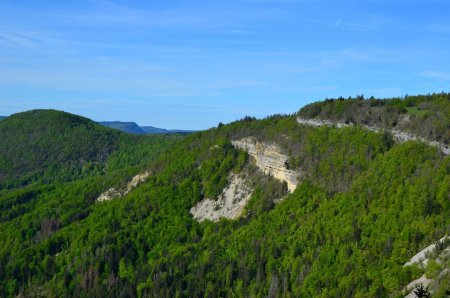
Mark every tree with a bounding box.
[413,283,431,298]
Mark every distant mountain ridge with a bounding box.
[0,116,6,120]
[99,121,146,134]
[99,121,194,134]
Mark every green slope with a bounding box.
[0,109,182,188]
[0,96,449,297]
[298,92,450,145]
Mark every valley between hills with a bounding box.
[1,93,450,297]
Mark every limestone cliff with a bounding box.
[232,137,301,192]
[190,173,252,222]
[297,117,450,155]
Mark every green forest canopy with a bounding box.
[0,94,450,297]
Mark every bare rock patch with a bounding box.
[232,137,301,192]
[97,171,150,202]
[190,173,252,222]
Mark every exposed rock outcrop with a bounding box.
[96,188,121,202]
[402,235,450,297]
[190,173,252,222]
[296,117,351,129]
[97,171,150,202]
[404,235,450,267]
[232,137,301,192]
[403,275,433,298]
[297,117,450,155]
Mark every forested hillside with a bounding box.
[298,92,450,145]
[0,110,182,188]
[0,96,449,297]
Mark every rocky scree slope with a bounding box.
[96,171,151,202]
[190,172,253,222]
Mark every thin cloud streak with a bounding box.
[419,71,450,81]
[1,1,450,128]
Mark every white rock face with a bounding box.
[402,235,450,297]
[96,188,122,202]
[190,173,252,222]
[231,137,301,192]
[297,117,450,155]
[191,137,300,222]
[403,274,433,298]
[404,235,450,267]
[97,171,150,202]
[296,117,351,129]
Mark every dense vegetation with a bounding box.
[298,92,450,145]
[1,95,450,297]
[0,110,182,188]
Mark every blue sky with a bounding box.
[1,0,449,129]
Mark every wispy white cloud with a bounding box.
[419,71,450,81]
[302,85,338,92]
[424,24,450,33]
[239,0,306,3]
[330,46,429,63]
[332,17,342,32]
[1,0,450,128]
[37,1,282,31]
[0,33,43,47]
[265,59,339,74]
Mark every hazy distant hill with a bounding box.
[100,121,194,134]
[0,116,6,120]
[99,121,146,134]
[141,125,194,134]
[140,126,168,134]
